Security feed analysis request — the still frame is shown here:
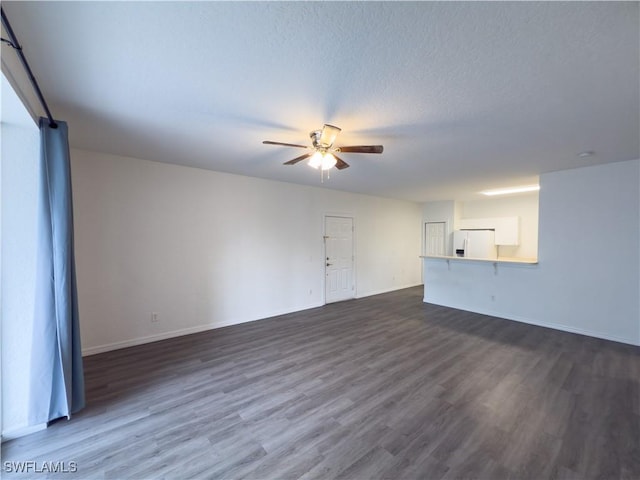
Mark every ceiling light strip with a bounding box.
[481,185,540,196]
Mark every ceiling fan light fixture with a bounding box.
[319,124,341,148]
[308,151,337,170]
[308,151,323,169]
[321,152,337,170]
[263,123,383,177]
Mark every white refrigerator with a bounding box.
[453,230,497,259]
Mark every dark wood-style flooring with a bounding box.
[3,286,639,479]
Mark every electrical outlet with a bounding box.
[151,312,159,323]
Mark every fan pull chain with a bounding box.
[320,166,331,183]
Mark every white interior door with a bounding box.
[325,216,354,303]
[425,222,446,256]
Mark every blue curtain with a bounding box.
[29,118,85,424]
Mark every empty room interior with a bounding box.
[1,2,639,479]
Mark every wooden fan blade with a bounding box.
[283,153,312,165]
[338,145,384,154]
[333,154,350,170]
[263,140,309,149]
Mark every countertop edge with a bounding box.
[420,255,538,265]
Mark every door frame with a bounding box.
[323,213,356,305]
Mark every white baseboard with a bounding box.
[82,301,324,356]
[423,297,640,346]
[2,423,47,443]
[82,324,222,356]
[357,283,423,299]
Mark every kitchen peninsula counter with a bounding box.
[421,254,541,329]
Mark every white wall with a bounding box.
[1,74,41,437]
[536,160,639,343]
[71,149,423,354]
[424,159,640,345]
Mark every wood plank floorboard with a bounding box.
[3,286,639,479]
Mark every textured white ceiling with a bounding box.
[2,1,638,202]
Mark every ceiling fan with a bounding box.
[263,124,383,172]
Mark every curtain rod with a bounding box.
[1,7,57,128]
